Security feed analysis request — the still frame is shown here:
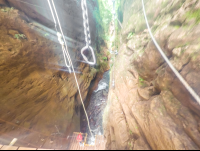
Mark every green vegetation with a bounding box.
[186,9,200,24]
[93,0,120,34]
[14,34,26,39]
[127,32,135,39]
[92,0,111,44]
[96,53,108,73]
[139,77,144,86]
[161,0,168,8]
[102,56,107,61]
[152,25,158,32]
[139,77,144,82]
[129,130,133,135]
[174,25,181,29]
[1,7,13,12]
[128,142,132,150]
[138,49,145,56]
[93,0,120,45]
[98,61,107,73]
[110,63,113,68]
[44,33,49,37]
[106,51,111,55]
[116,96,119,102]
[180,48,187,55]
[1,8,7,12]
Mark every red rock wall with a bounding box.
[103,0,200,150]
[0,5,97,147]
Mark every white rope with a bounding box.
[47,0,71,73]
[47,0,94,137]
[51,0,72,72]
[142,0,200,105]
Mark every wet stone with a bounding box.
[81,70,110,144]
[102,90,107,96]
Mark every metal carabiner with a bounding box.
[81,45,96,65]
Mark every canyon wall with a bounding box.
[103,0,200,150]
[0,0,98,147]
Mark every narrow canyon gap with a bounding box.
[0,0,200,150]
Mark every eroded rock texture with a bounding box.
[5,0,97,48]
[104,0,200,150]
[0,3,97,147]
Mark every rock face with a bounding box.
[0,2,97,148]
[81,70,109,144]
[6,0,97,48]
[103,0,200,150]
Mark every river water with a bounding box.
[80,70,110,145]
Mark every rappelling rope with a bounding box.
[47,0,71,73]
[47,0,94,137]
[81,0,96,65]
[142,0,200,105]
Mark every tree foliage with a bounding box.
[92,0,120,42]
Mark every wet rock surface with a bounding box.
[0,4,97,148]
[81,70,110,144]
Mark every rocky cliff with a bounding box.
[103,0,200,150]
[0,0,98,147]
